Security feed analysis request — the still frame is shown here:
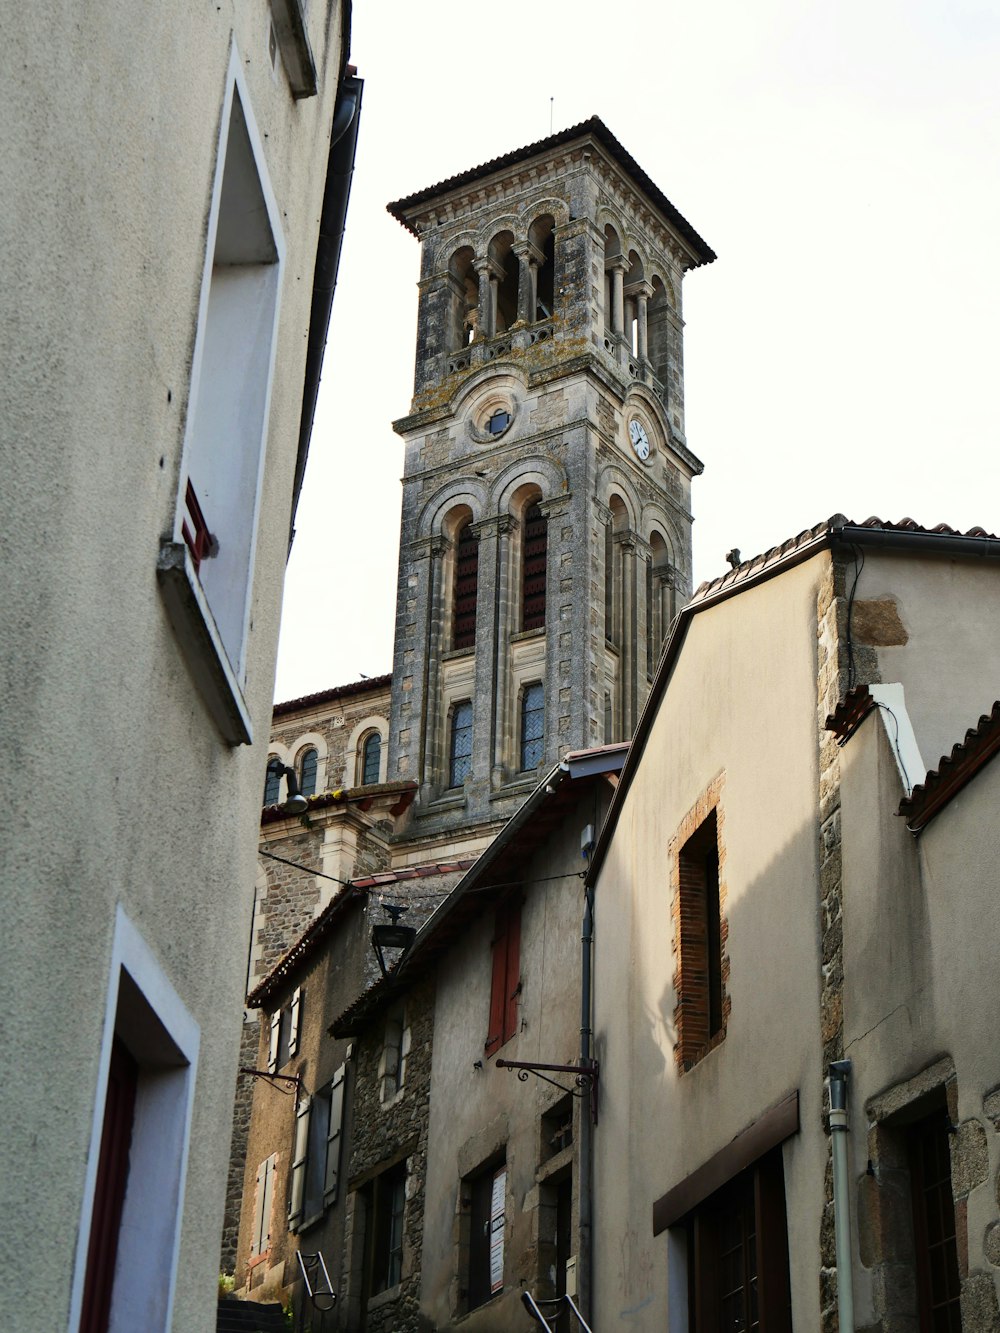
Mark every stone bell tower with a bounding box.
[384,118,715,860]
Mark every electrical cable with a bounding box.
[874,701,912,794]
[845,543,865,691]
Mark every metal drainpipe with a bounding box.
[828,1060,855,1332]
[578,876,594,1323]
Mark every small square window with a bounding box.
[486,409,510,435]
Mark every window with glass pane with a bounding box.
[520,683,544,770]
[362,732,381,785]
[299,747,318,797]
[263,756,281,806]
[369,1164,406,1295]
[450,701,473,787]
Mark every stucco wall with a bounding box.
[1,4,347,1330]
[592,555,830,1329]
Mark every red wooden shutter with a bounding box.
[80,1038,138,1333]
[503,901,521,1045]
[485,909,508,1056]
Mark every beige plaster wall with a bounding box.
[841,715,1000,1321]
[592,555,830,1329]
[1,4,346,1330]
[420,798,598,1328]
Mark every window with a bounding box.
[288,1065,346,1231]
[71,910,199,1333]
[365,1163,407,1296]
[267,986,301,1072]
[674,806,727,1070]
[908,1109,962,1329]
[298,747,318,797]
[263,754,282,805]
[250,1154,277,1259]
[360,731,382,785]
[449,700,473,787]
[486,897,521,1056]
[379,1003,410,1103]
[522,503,547,631]
[156,66,284,745]
[683,1150,791,1332]
[520,682,544,771]
[453,523,479,651]
[486,409,510,435]
[466,1160,507,1309]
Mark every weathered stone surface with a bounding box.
[952,1118,990,1198]
[984,1221,1000,1268]
[851,598,909,646]
[960,1271,1000,1331]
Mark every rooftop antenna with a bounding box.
[550,97,554,134]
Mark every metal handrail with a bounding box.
[295,1250,337,1312]
[521,1290,593,1332]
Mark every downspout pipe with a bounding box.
[579,871,595,1323]
[828,1060,855,1332]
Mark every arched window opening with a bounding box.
[603,225,623,335]
[449,246,478,349]
[488,232,517,334]
[522,504,548,631]
[625,251,645,358]
[298,747,318,797]
[528,215,555,321]
[449,701,473,788]
[453,521,479,651]
[360,732,382,786]
[263,755,281,806]
[648,275,672,389]
[605,495,629,646]
[649,530,672,674]
[520,682,545,771]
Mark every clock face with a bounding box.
[628,418,650,461]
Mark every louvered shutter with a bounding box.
[288,987,301,1058]
[268,1009,281,1072]
[324,1065,346,1207]
[251,1155,275,1256]
[287,1094,311,1230]
[250,1159,265,1256]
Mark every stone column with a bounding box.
[474,258,495,339]
[617,532,637,735]
[512,242,544,325]
[538,496,571,761]
[634,283,651,361]
[607,259,627,337]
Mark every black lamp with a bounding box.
[371,902,416,978]
[266,757,309,816]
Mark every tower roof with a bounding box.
[387,116,716,267]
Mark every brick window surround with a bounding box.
[670,775,730,1072]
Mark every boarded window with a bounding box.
[453,523,479,650]
[486,898,521,1056]
[522,504,547,631]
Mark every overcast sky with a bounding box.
[274,0,1000,702]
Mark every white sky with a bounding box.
[274,0,1000,702]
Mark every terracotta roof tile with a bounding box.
[260,779,416,826]
[898,701,1000,832]
[386,117,716,266]
[272,673,391,718]
[825,685,877,745]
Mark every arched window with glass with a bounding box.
[449,701,473,788]
[263,755,281,806]
[298,747,318,798]
[520,683,544,771]
[360,732,382,786]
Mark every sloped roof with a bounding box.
[247,855,477,1008]
[331,744,629,1036]
[386,117,716,267]
[898,701,1000,833]
[588,515,1000,882]
[272,672,391,718]
[260,779,416,826]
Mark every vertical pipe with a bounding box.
[579,878,594,1323]
[828,1060,855,1332]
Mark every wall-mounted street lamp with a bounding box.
[371,902,416,978]
[266,757,310,816]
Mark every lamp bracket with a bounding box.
[495,1057,599,1123]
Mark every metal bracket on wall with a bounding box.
[238,1067,302,1097]
[496,1058,599,1124]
